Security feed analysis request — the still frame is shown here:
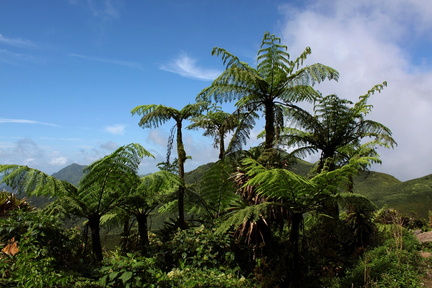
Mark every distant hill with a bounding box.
[51,163,86,186]
[355,173,432,219]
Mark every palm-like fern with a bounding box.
[218,155,379,286]
[197,32,339,149]
[189,160,239,220]
[0,143,153,261]
[187,106,257,160]
[132,102,207,228]
[118,170,180,254]
[282,82,396,172]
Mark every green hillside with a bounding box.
[51,163,87,186]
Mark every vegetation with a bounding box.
[1,32,430,287]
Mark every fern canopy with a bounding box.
[197,32,339,149]
[187,105,257,159]
[131,102,207,228]
[282,83,396,172]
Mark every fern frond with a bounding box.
[194,160,238,218]
[0,164,77,197]
[335,193,377,212]
[216,202,274,234]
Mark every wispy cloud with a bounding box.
[69,0,120,20]
[0,34,36,48]
[104,124,126,135]
[89,0,120,19]
[0,49,41,64]
[69,53,144,70]
[0,118,59,127]
[160,52,222,81]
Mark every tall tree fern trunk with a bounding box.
[136,214,149,255]
[176,120,187,229]
[264,100,275,149]
[287,212,304,288]
[88,214,103,261]
[218,133,225,160]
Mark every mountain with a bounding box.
[356,173,432,219]
[51,163,86,186]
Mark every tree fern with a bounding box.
[282,83,396,173]
[0,143,153,261]
[0,165,76,197]
[190,160,238,219]
[216,202,274,234]
[197,32,338,149]
[132,102,207,228]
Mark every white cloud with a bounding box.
[160,52,222,81]
[49,156,68,166]
[0,118,59,127]
[104,124,126,135]
[0,138,44,166]
[147,129,169,147]
[100,141,119,151]
[278,0,432,180]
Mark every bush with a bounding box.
[99,251,164,287]
[334,226,423,287]
[158,267,253,287]
[155,225,237,271]
[0,210,85,287]
[98,250,254,288]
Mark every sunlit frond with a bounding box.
[196,32,339,149]
[0,164,77,197]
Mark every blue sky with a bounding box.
[1,0,432,181]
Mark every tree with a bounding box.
[0,143,153,261]
[282,82,396,173]
[119,170,180,255]
[187,105,257,160]
[281,84,396,262]
[131,103,206,228]
[218,155,377,287]
[197,32,339,149]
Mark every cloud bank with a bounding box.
[278,0,432,180]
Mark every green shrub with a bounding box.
[0,210,85,287]
[334,226,423,287]
[155,225,237,271]
[99,251,164,287]
[158,267,253,287]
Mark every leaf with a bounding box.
[120,271,133,283]
[109,271,119,280]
